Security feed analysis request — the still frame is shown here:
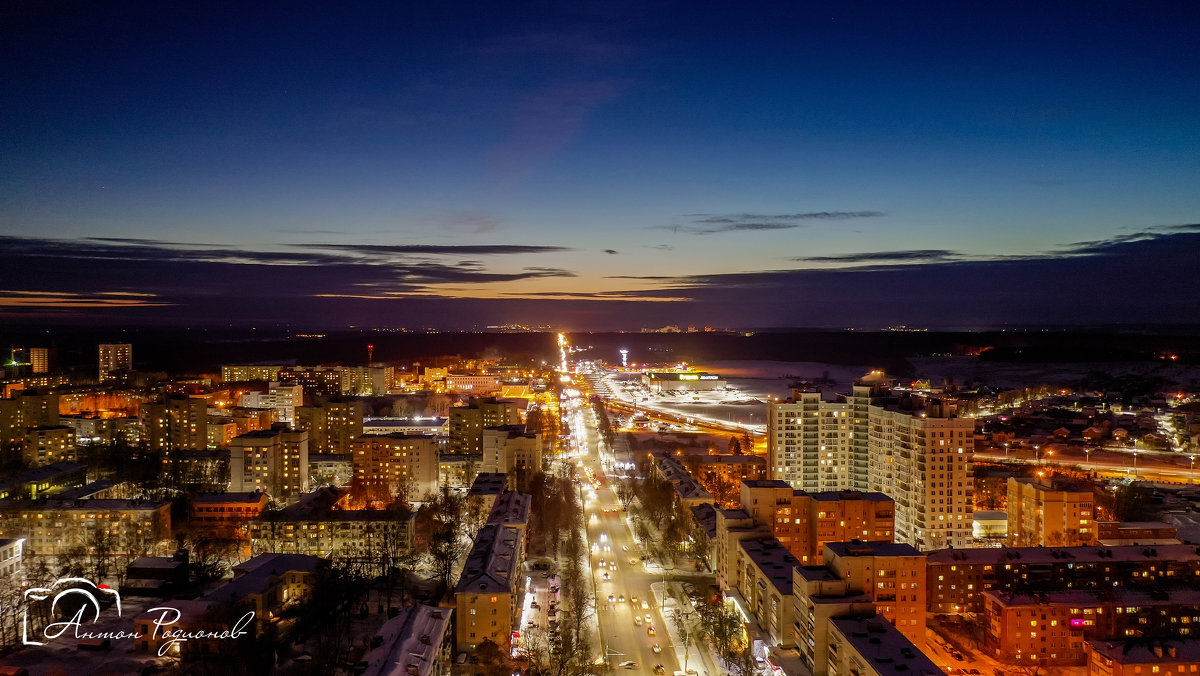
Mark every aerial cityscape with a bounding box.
[2,2,1200,676]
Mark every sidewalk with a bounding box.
[655,580,723,676]
[723,588,814,676]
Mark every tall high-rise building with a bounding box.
[769,373,975,551]
[868,397,975,550]
[98,343,132,381]
[29,348,50,374]
[767,373,890,492]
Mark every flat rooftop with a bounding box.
[927,543,1200,566]
[830,615,944,676]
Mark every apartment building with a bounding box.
[230,427,309,498]
[1007,476,1096,546]
[21,425,76,467]
[140,395,208,451]
[249,487,414,559]
[467,472,509,518]
[768,373,974,551]
[190,491,270,538]
[738,479,895,565]
[1085,640,1200,676]
[768,374,890,492]
[296,400,365,453]
[791,541,928,676]
[0,391,60,457]
[449,398,521,454]
[825,541,928,642]
[269,382,304,425]
[455,523,525,653]
[133,553,324,654]
[984,589,1200,667]
[0,497,171,557]
[733,538,799,647]
[220,365,284,382]
[827,615,945,676]
[0,538,24,579]
[359,604,454,676]
[655,456,715,506]
[353,433,440,501]
[481,425,542,492]
[926,544,1200,616]
[98,343,132,381]
[868,398,975,550]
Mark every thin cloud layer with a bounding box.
[794,249,962,265]
[0,236,577,315]
[2,227,1199,329]
[654,211,884,235]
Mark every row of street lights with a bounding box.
[1003,441,1198,481]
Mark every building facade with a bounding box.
[230,427,309,498]
[140,395,208,451]
[1007,476,1096,546]
[353,433,440,501]
[98,343,132,381]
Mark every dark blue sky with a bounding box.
[2,1,1199,328]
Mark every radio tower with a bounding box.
[367,344,374,365]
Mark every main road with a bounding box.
[564,384,684,676]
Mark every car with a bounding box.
[953,653,964,661]
[530,601,540,609]
[647,626,656,636]
[630,595,639,605]
[619,662,639,670]
[634,616,643,626]
[604,545,612,552]
[652,644,662,654]
[622,545,629,551]
[644,614,652,623]
[603,573,611,581]
[608,594,616,603]
[610,562,617,570]
[598,559,606,567]
[641,600,650,610]
[653,665,666,674]
[618,595,625,602]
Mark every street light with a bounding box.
[1190,455,1196,481]
[1132,451,1139,478]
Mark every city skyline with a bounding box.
[2,2,1199,329]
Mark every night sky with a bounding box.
[2,2,1199,329]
